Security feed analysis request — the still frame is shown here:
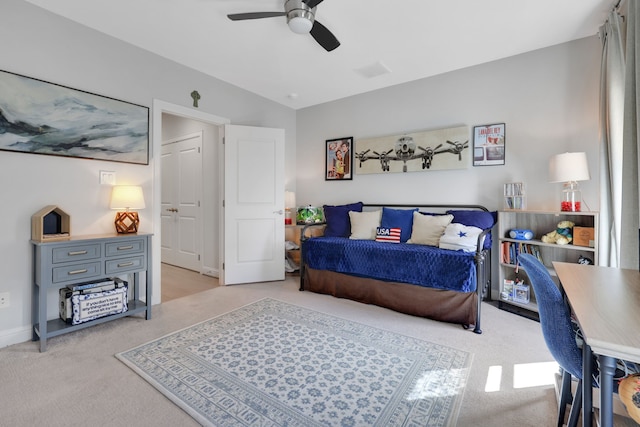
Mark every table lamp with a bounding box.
[110,185,145,233]
[284,191,296,225]
[548,152,590,212]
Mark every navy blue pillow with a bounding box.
[323,202,364,237]
[446,210,497,249]
[380,207,418,242]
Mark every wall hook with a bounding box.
[191,90,201,108]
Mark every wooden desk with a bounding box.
[553,262,640,427]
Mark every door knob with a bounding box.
[274,210,284,215]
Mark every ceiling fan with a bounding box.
[227,0,340,52]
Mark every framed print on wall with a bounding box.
[0,69,149,165]
[325,137,353,180]
[473,123,505,166]
[354,125,469,174]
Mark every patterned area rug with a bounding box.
[116,298,471,426]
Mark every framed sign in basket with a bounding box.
[0,69,149,165]
[325,137,353,180]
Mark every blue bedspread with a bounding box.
[303,237,477,293]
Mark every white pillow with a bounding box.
[349,210,381,240]
[407,212,453,246]
[439,223,484,252]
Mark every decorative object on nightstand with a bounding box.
[284,191,296,225]
[110,185,145,234]
[296,205,324,224]
[549,152,590,212]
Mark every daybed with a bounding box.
[299,203,495,333]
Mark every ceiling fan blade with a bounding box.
[304,0,324,8]
[310,20,340,51]
[227,12,285,21]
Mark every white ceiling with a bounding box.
[25,0,613,110]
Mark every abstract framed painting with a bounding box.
[0,69,149,165]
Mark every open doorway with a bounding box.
[153,101,230,303]
[161,263,218,302]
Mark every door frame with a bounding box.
[152,99,230,305]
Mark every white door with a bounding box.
[222,124,285,285]
[161,131,202,271]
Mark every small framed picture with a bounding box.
[513,282,530,304]
[325,137,354,181]
[473,123,505,166]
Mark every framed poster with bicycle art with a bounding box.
[325,136,353,180]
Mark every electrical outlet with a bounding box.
[0,292,9,309]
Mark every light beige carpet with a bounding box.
[1,276,560,426]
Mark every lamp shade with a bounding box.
[285,191,296,209]
[549,152,590,183]
[110,185,146,210]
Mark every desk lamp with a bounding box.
[549,152,590,212]
[110,185,145,233]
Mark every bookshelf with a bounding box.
[497,210,598,319]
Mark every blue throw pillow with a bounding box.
[380,207,418,242]
[323,202,363,237]
[446,210,497,249]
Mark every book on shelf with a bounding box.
[501,241,543,265]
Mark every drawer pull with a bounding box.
[118,262,135,268]
[68,250,88,256]
[68,269,88,275]
[117,245,134,251]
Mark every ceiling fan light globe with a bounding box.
[288,16,313,34]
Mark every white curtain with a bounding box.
[599,3,640,268]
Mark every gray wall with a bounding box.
[296,37,600,211]
[0,0,296,347]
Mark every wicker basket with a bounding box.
[618,374,640,424]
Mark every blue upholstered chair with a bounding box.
[517,253,584,427]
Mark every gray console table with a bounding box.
[31,233,152,352]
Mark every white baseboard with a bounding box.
[202,268,219,278]
[0,325,33,349]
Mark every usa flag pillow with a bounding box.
[375,227,401,243]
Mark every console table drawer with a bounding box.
[52,261,102,283]
[106,256,145,274]
[52,244,101,264]
[105,239,145,257]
